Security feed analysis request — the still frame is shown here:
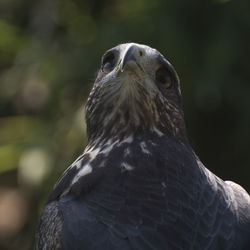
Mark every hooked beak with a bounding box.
[120,44,144,72]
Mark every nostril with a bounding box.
[139,50,143,57]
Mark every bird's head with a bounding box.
[86,43,186,143]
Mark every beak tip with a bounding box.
[121,45,137,70]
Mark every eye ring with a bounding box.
[155,67,173,89]
[102,52,115,73]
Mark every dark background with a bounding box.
[0,0,249,249]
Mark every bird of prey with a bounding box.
[35,43,250,250]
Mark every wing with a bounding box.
[35,201,63,250]
[195,158,250,250]
[225,181,250,249]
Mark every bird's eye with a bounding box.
[102,52,115,73]
[155,67,172,89]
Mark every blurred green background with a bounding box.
[0,0,249,249]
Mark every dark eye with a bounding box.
[102,52,115,73]
[155,67,172,89]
